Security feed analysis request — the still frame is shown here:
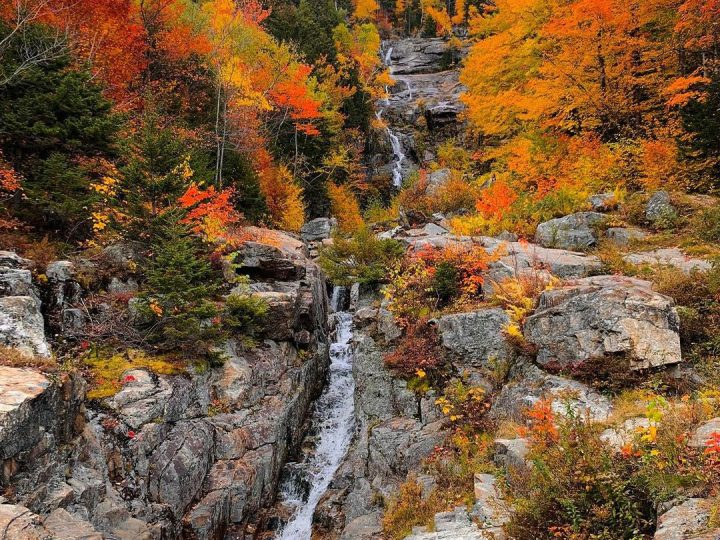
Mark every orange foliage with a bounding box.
[475,180,518,221]
[269,64,323,136]
[414,242,491,298]
[639,139,682,190]
[522,399,559,445]
[178,183,241,242]
[354,0,380,20]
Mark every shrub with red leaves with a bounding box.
[384,321,446,376]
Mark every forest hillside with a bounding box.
[1,0,720,539]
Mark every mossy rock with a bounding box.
[83,348,185,400]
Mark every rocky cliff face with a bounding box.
[373,36,466,184]
[0,230,331,540]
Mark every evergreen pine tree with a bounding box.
[140,210,224,358]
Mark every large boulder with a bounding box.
[0,296,50,357]
[524,275,681,370]
[535,212,605,251]
[300,217,333,242]
[234,242,306,281]
[435,308,510,371]
[645,191,675,223]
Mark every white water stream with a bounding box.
[378,45,408,189]
[275,290,356,540]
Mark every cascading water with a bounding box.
[274,288,356,540]
[378,44,406,189]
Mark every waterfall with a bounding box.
[379,44,406,189]
[275,289,356,540]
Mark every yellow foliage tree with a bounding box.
[259,165,305,232]
[328,183,364,233]
[354,0,379,20]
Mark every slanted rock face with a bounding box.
[490,362,613,423]
[524,275,681,370]
[386,38,448,75]
[624,247,712,274]
[534,212,605,251]
[654,498,720,540]
[0,366,85,478]
[478,237,603,279]
[0,504,52,539]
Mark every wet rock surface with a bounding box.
[374,36,466,185]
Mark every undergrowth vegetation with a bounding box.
[508,395,720,539]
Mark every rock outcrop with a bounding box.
[654,498,720,540]
[645,191,676,223]
[0,230,332,540]
[524,275,681,370]
[0,252,50,357]
[314,300,445,539]
[624,247,712,274]
[436,308,510,374]
[605,226,647,246]
[535,212,605,251]
[490,361,613,423]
